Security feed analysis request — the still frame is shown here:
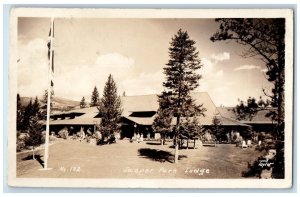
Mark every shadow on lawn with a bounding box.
[22,154,44,168]
[138,148,187,163]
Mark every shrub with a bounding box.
[49,135,57,142]
[242,155,272,178]
[255,132,275,151]
[16,132,29,152]
[232,133,238,142]
[58,129,68,139]
[16,140,26,152]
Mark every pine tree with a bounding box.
[22,99,33,131]
[25,115,44,159]
[40,89,54,119]
[80,97,87,108]
[32,96,40,117]
[211,19,286,178]
[152,92,173,145]
[181,117,203,149]
[98,74,123,139]
[211,115,224,142]
[90,86,100,107]
[162,29,206,163]
[16,93,24,131]
[211,19,285,133]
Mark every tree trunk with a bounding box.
[272,22,285,178]
[186,139,189,149]
[174,116,180,163]
[161,134,165,145]
[275,20,285,140]
[32,146,35,160]
[174,137,179,164]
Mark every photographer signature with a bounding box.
[258,158,274,168]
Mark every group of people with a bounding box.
[130,133,144,143]
[77,127,116,145]
[77,127,99,142]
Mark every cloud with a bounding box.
[54,53,136,101]
[199,58,214,76]
[200,52,230,77]
[17,38,48,97]
[17,46,137,100]
[234,65,261,71]
[216,70,224,77]
[196,54,228,94]
[122,71,164,96]
[211,52,230,62]
[95,53,134,72]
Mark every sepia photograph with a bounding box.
[8,8,293,188]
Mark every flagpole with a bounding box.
[43,17,54,170]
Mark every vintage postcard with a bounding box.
[7,8,293,188]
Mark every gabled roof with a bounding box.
[50,107,100,125]
[121,94,159,117]
[48,92,251,127]
[124,116,156,126]
[217,107,276,124]
[121,92,219,125]
[49,118,100,125]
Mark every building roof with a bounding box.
[121,94,159,117]
[121,92,220,126]
[48,92,249,127]
[49,118,100,125]
[124,116,156,126]
[217,107,276,124]
[218,116,251,127]
[49,107,100,125]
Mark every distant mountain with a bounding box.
[19,97,34,107]
[52,97,81,107]
[20,96,81,110]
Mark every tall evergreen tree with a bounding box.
[162,29,206,163]
[32,96,40,117]
[98,74,123,139]
[211,115,225,142]
[40,89,54,119]
[180,117,203,149]
[22,99,33,131]
[211,19,285,178]
[211,18,285,139]
[90,86,100,107]
[80,96,87,108]
[16,93,24,131]
[152,92,173,145]
[25,115,44,159]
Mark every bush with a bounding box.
[58,129,69,139]
[16,132,29,152]
[255,132,275,152]
[16,140,26,152]
[49,135,57,142]
[232,133,238,142]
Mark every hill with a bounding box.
[20,96,81,111]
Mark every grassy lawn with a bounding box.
[16,139,263,179]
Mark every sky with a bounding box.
[17,17,272,107]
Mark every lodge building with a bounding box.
[48,92,275,140]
